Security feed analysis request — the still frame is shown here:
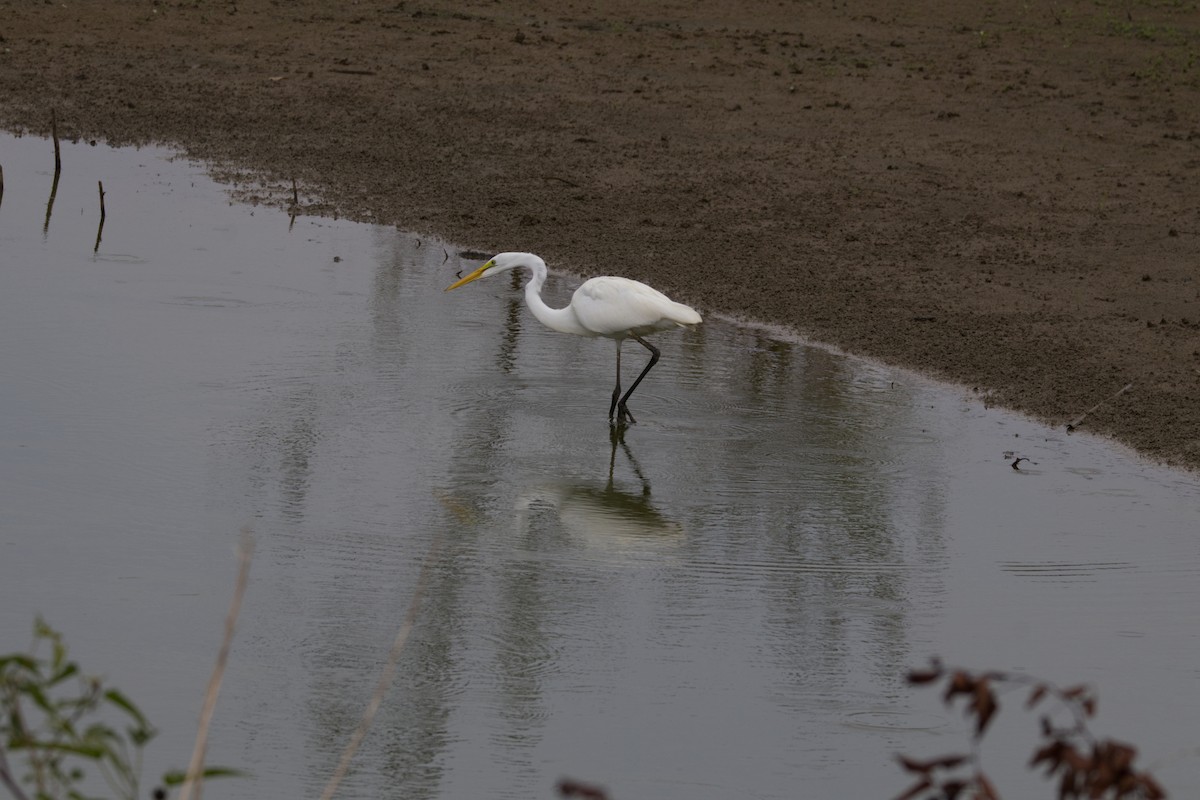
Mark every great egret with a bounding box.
[445,252,701,424]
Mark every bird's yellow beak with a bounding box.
[445,261,494,291]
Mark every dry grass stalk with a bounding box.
[177,529,254,800]
[317,530,443,800]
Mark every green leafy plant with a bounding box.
[0,619,236,800]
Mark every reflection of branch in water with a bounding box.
[496,269,526,373]
[498,297,523,374]
[42,167,60,239]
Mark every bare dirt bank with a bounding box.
[2,0,1199,469]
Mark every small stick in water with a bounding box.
[94,181,107,253]
[291,177,299,206]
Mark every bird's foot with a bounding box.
[616,404,637,425]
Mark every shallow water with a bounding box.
[2,132,1199,799]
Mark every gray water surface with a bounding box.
[2,133,1199,799]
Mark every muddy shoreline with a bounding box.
[3,0,1198,469]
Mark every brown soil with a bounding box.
[3,0,1199,469]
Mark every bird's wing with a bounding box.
[572,277,700,336]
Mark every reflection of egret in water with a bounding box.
[515,427,683,556]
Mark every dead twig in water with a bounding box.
[288,178,300,231]
[317,526,444,800]
[329,68,377,76]
[1066,383,1133,432]
[93,181,106,253]
[1,163,5,208]
[178,530,253,800]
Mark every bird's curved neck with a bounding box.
[518,257,589,336]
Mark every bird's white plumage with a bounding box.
[570,276,702,339]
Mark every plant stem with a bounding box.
[317,528,443,800]
[0,744,33,800]
[177,532,253,800]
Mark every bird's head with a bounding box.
[444,252,536,291]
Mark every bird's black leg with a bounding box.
[608,340,623,421]
[616,336,660,424]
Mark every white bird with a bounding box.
[446,252,702,424]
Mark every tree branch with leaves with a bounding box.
[896,659,1166,800]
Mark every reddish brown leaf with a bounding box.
[1026,684,1048,709]
[975,771,1001,800]
[557,778,609,799]
[943,671,975,704]
[1081,696,1097,717]
[908,658,944,684]
[1104,740,1136,772]
[895,754,932,775]
[1090,762,1115,795]
[1057,768,1078,800]
[907,669,942,685]
[1031,741,1064,773]
[972,681,999,737]
[1062,745,1089,772]
[892,777,932,800]
[928,754,970,770]
[942,779,967,800]
[1139,773,1166,800]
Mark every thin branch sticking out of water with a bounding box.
[178,530,253,800]
[93,181,106,254]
